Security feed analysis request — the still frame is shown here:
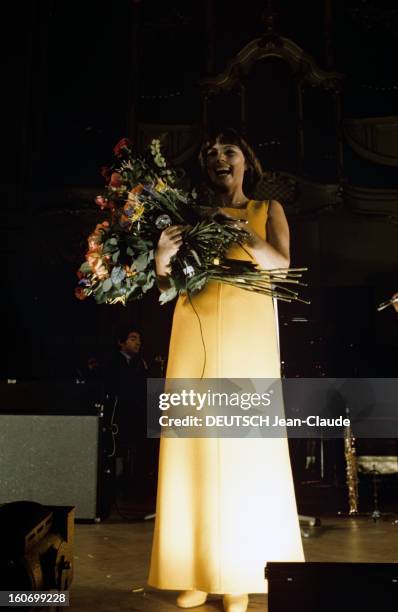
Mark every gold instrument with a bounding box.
[344,417,359,515]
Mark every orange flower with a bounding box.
[131,183,143,194]
[87,221,109,251]
[94,262,109,279]
[87,233,103,251]
[110,172,122,188]
[127,191,140,208]
[125,185,143,211]
[87,253,108,279]
[86,251,108,278]
[124,265,136,277]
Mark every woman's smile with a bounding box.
[206,143,246,190]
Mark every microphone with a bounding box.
[377,296,398,312]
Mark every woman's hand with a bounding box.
[155,225,183,277]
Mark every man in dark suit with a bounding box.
[106,327,148,501]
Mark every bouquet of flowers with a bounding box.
[75,137,308,305]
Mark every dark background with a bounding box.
[4,0,398,382]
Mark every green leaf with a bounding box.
[134,252,149,272]
[126,285,144,300]
[79,262,92,274]
[102,278,113,292]
[108,237,118,245]
[159,285,178,304]
[135,272,147,286]
[189,249,202,266]
[111,266,126,284]
[94,289,105,303]
[142,276,156,293]
[190,275,207,293]
[112,250,120,263]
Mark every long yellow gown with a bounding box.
[148,200,304,594]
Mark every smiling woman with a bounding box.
[206,143,247,194]
[148,128,304,612]
[199,128,263,202]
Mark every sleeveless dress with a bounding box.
[148,200,304,594]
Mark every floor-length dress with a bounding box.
[148,200,304,594]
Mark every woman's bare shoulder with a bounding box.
[267,200,288,221]
[268,199,284,212]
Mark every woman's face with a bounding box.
[205,142,247,193]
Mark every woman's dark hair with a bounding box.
[198,128,263,195]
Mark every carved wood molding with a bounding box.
[25,180,398,220]
[344,184,398,215]
[200,36,344,95]
[344,116,398,167]
[253,171,342,215]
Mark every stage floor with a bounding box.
[69,511,398,611]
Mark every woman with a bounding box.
[148,129,304,612]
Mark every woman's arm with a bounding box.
[241,200,290,270]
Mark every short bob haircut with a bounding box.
[198,128,263,195]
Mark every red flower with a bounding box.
[110,172,122,188]
[113,138,132,158]
[75,286,87,301]
[95,195,108,209]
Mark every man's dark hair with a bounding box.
[115,325,141,345]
